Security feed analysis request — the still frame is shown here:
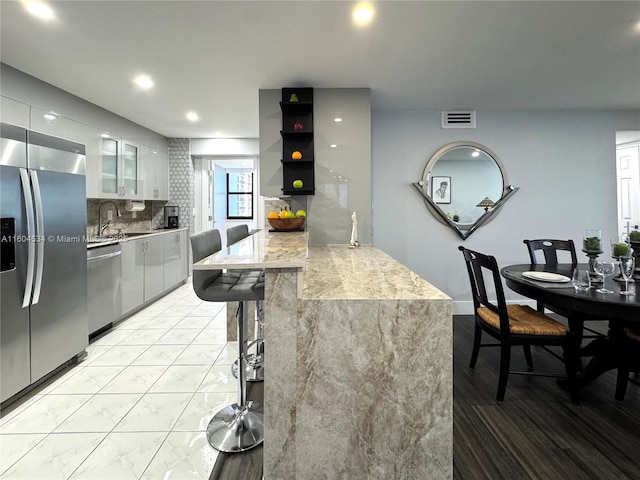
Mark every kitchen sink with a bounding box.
[87,236,121,244]
[86,232,155,245]
[123,232,154,239]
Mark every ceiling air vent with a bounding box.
[441,111,476,129]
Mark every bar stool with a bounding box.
[227,225,265,383]
[191,229,264,452]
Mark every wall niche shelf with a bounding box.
[280,87,314,196]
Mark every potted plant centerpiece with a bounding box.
[583,229,603,276]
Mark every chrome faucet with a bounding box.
[97,201,121,236]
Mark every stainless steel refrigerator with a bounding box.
[1,122,88,404]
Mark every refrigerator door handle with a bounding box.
[19,168,36,308]
[30,170,45,305]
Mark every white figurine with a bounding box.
[349,211,360,248]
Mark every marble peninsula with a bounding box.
[193,230,452,479]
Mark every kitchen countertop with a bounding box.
[192,229,308,269]
[86,227,189,249]
[302,245,449,300]
[193,229,447,301]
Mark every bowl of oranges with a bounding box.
[267,208,306,231]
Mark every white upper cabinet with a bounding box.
[90,136,143,199]
[1,96,30,128]
[30,107,99,187]
[98,136,119,197]
[143,143,169,201]
[122,139,142,199]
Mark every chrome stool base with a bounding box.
[206,401,264,453]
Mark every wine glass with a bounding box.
[619,256,635,296]
[594,260,616,294]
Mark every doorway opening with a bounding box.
[193,156,259,238]
[616,131,640,238]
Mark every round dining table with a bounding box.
[501,263,639,391]
[501,263,640,323]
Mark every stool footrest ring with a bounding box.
[232,354,264,382]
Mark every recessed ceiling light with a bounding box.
[330,144,337,148]
[186,111,199,122]
[352,2,374,26]
[23,1,55,20]
[100,133,110,138]
[42,112,57,122]
[334,117,343,123]
[471,150,480,157]
[132,74,154,90]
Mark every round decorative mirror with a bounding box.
[412,141,518,239]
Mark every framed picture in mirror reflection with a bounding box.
[432,176,451,204]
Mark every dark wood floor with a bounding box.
[210,316,640,480]
[453,315,640,480]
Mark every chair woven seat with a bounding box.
[477,305,569,337]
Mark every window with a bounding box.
[227,172,253,219]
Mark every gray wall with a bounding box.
[260,88,372,245]
[372,110,640,313]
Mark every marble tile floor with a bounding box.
[0,282,240,479]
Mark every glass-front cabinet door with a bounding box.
[98,137,141,199]
[101,137,119,196]
[122,140,139,197]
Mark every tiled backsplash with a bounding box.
[86,199,165,236]
[168,138,193,233]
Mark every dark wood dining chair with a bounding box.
[523,238,606,342]
[459,246,580,403]
[615,327,640,401]
[523,239,578,267]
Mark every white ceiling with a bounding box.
[1,1,639,140]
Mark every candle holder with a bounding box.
[611,236,634,282]
[583,229,602,277]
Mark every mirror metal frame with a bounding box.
[411,141,519,240]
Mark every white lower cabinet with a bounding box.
[144,235,165,301]
[121,231,186,317]
[163,230,188,289]
[121,239,145,315]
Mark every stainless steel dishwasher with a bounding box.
[87,243,122,336]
